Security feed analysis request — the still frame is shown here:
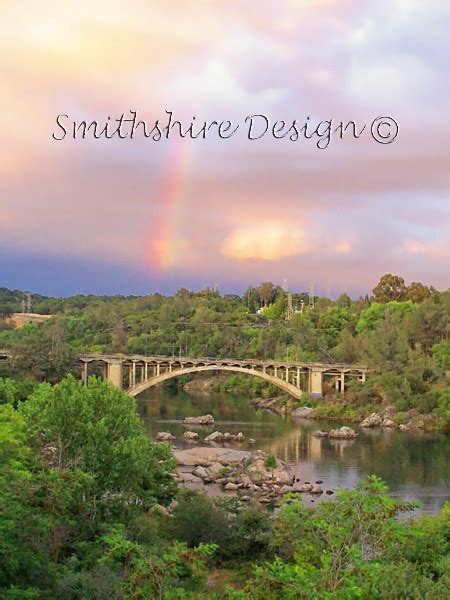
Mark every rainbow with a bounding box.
[148,141,192,273]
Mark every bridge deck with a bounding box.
[78,353,369,372]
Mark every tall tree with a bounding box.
[20,375,175,512]
[372,274,407,303]
[406,281,433,303]
[257,282,276,307]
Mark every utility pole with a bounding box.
[284,278,294,321]
[308,283,315,310]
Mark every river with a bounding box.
[137,388,450,514]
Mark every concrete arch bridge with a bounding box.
[79,354,369,399]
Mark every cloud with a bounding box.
[221,222,309,260]
[404,239,450,262]
[335,240,351,254]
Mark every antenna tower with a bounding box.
[284,279,294,320]
[308,283,315,310]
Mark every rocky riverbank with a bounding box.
[251,396,441,431]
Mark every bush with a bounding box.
[436,389,450,429]
[170,491,271,561]
[170,490,234,549]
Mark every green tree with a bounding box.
[257,282,276,307]
[243,286,261,313]
[432,340,450,371]
[372,274,407,303]
[20,375,175,512]
[406,281,434,303]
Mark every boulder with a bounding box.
[206,462,224,477]
[313,430,328,438]
[173,447,252,467]
[177,472,203,484]
[224,482,239,491]
[360,413,383,428]
[259,497,271,504]
[296,484,313,492]
[278,485,295,495]
[328,426,357,439]
[204,430,225,443]
[156,432,175,441]
[183,414,214,426]
[192,466,209,480]
[310,484,323,494]
[291,406,316,419]
[149,504,171,517]
[204,430,245,443]
[183,431,200,441]
[382,419,396,428]
[250,397,285,416]
[407,419,425,429]
[399,424,410,431]
[246,455,293,486]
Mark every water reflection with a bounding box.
[137,388,450,514]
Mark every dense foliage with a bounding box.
[227,477,450,599]
[0,379,449,597]
[0,377,176,598]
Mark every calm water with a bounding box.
[137,388,450,514]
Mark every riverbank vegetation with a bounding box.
[0,376,449,598]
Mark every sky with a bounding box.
[0,0,449,298]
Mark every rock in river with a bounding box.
[183,431,200,441]
[183,414,215,426]
[328,426,357,439]
[291,406,316,419]
[204,430,245,443]
[360,413,383,428]
[156,432,175,441]
[313,430,328,438]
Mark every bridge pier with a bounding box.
[107,360,124,390]
[309,367,323,397]
[82,360,88,384]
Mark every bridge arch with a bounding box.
[129,364,304,400]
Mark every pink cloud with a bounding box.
[405,239,450,262]
[221,222,309,260]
